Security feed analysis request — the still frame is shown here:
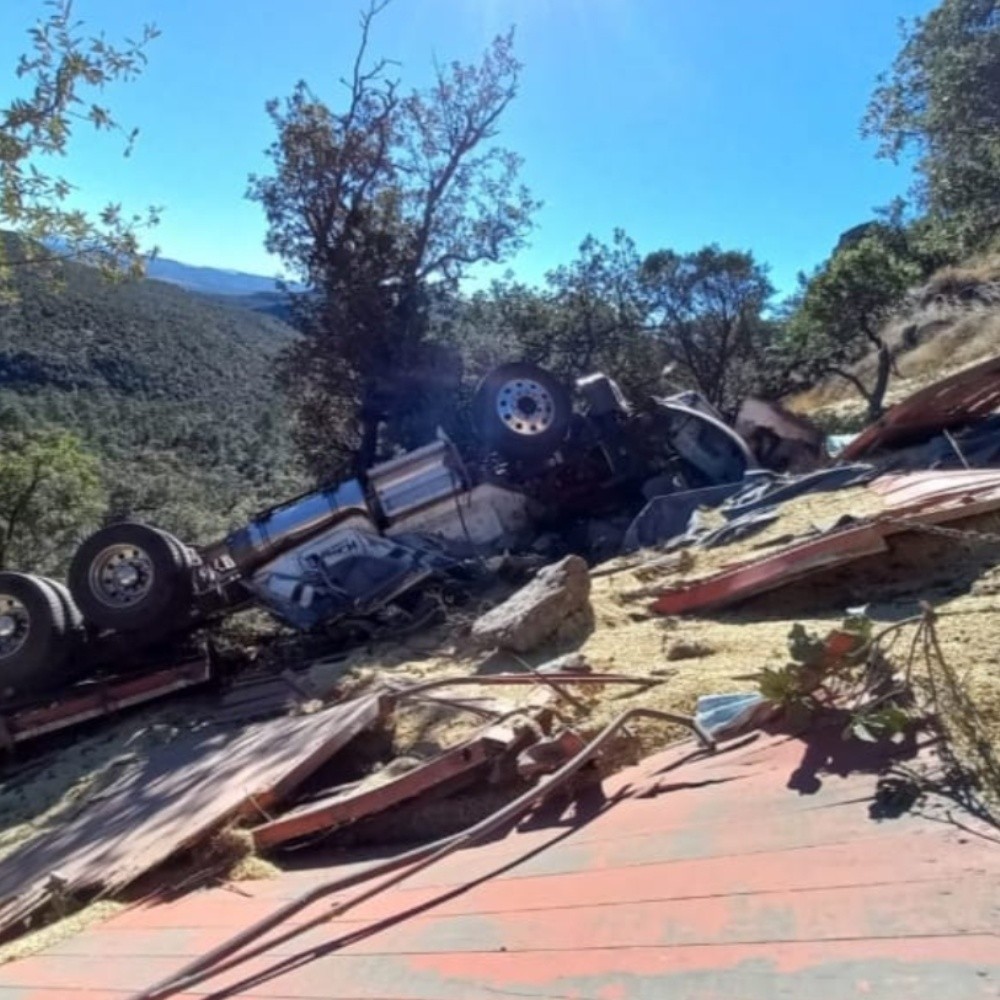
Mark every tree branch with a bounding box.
[830,366,874,405]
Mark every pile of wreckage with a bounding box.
[1,352,1000,950]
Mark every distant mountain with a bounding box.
[143,256,302,321]
[145,255,292,298]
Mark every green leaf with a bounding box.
[852,720,877,743]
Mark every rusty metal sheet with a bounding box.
[651,522,891,615]
[252,733,504,851]
[842,353,1000,460]
[870,468,1000,508]
[652,483,1000,616]
[1,730,997,999]
[0,692,387,939]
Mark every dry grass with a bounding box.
[349,490,1000,792]
[190,826,281,883]
[921,258,1000,298]
[0,901,125,966]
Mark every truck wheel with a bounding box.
[474,362,572,461]
[39,577,86,631]
[68,522,192,633]
[154,528,196,569]
[0,572,71,697]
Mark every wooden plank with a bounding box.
[252,733,504,850]
[0,693,387,938]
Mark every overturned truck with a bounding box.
[0,363,762,700]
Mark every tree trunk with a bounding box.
[355,410,380,477]
[868,343,893,421]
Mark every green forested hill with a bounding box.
[0,238,309,547]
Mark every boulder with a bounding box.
[471,555,592,653]
[536,651,592,676]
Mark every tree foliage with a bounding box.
[515,230,665,398]
[0,233,306,553]
[641,245,775,415]
[249,0,537,479]
[0,0,160,283]
[784,234,921,419]
[864,0,1000,251]
[0,412,103,573]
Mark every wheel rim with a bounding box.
[496,378,557,437]
[0,594,30,660]
[88,543,156,609]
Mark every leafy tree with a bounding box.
[542,231,661,389]
[785,236,921,420]
[0,414,104,573]
[641,245,774,415]
[502,230,662,399]
[249,0,537,479]
[1,0,160,283]
[864,0,1000,251]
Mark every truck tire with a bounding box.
[0,572,71,697]
[68,522,192,633]
[39,577,86,631]
[153,528,196,569]
[474,362,572,461]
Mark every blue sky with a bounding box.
[1,0,935,297]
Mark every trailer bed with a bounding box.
[0,657,212,748]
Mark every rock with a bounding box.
[666,639,715,661]
[471,555,592,653]
[535,652,592,676]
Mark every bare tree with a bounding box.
[249,1,537,477]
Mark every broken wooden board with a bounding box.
[251,723,531,851]
[212,669,323,726]
[0,692,388,939]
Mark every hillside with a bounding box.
[788,259,1000,430]
[144,255,286,297]
[0,235,308,547]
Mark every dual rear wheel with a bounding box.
[0,573,73,697]
[67,522,194,633]
[0,523,194,699]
